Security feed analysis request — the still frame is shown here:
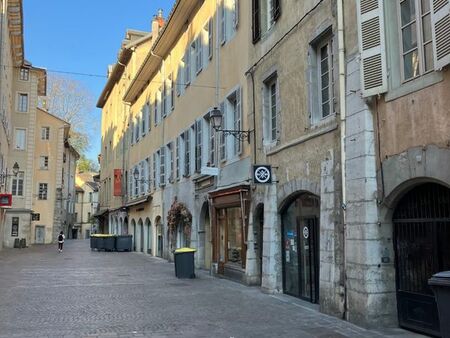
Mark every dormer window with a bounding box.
[19,68,29,81]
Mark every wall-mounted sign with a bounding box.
[11,217,19,237]
[0,194,12,207]
[303,226,309,239]
[253,165,272,184]
[201,166,219,176]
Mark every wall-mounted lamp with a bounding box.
[0,162,20,182]
[209,107,252,143]
[133,167,151,184]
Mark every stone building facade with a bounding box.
[97,0,450,336]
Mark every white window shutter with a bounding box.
[431,0,450,70]
[356,0,387,97]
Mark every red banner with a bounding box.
[113,169,123,196]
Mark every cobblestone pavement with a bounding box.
[0,240,426,338]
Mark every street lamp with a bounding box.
[133,167,151,184]
[209,107,252,143]
[0,162,20,182]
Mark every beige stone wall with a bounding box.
[378,69,450,159]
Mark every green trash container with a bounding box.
[116,235,132,251]
[104,235,116,251]
[429,271,450,338]
[174,248,196,279]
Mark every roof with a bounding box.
[124,0,202,103]
[75,185,84,193]
[96,30,153,108]
[36,107,71,126]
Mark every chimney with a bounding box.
[151,9,165,35]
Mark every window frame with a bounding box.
[17,93,28,112]
[39,156,49,170]
[41,127,50,140]
[38,183,48,200]
[317,38,334,120]
[397,0,434,83]
[14,128,26,150]
[19,68,29,81]
[11,171,24,196]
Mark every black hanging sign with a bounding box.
[253,165,272,184]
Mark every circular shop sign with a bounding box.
[303,226,309,239]
[254,166,271,183]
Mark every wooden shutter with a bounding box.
[252,0,261,43]
[431,0,450,69]
[234,0,239,28]
[272,0,281,22]
[356,0,387,97]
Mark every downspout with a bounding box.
[337,0,348,320]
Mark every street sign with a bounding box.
[253,165,272,184]
[201,166,219,176]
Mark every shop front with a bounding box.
[210,185,250,283]
[281,193,320,303]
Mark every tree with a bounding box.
[39,74,96,154]
[77,154,99,173]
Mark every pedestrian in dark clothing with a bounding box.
[57,231,65,252]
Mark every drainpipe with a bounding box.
[337,0,348,320]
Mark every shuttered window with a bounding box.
[219,102,226,161]
[431,0,450,69]
[356,0,388,97]
[195,120,202,172]
[252,0,281,43]
[160,147,165,186]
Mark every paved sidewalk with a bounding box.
[0,240,425,338]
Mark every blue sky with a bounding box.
[23,0,175,161]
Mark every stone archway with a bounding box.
[130,219,136,251]
[155,216,163,257]
[145,218,152,255]
[198,201,211,270]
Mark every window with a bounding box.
[147,102,152,132]
[399,0,434,81]
[228,88,242,156]
[12,172,24,196]
[195,37,203,74]
[146,158,151,192]
[154,91,159,125]
[208,19,213,60]
[168,142,174,183]
[39,156,49,170]
[152,153,157,189]
[233,0,239,28]
[220,1,226,44]
[184,130,191,176]
[141,106,147,136]
[134,165,139,196]
[185,50,191,86]
[19,68,29,81]
[14,128,26,150]
[209,120,216,165]
[176,137,180,180]
[38,183,48,200]
[17,93,28,112]
[130,121,135,145]
[140,162,145,194]
[263,74,279,143]
[318,39,333,119]
[170,74,175,111]
[89,192,93,202]
[135,116,140,142]
[41,127,50,140]
[160,147,165,186]
[11,217,19,237]
[195,120,202,172]
[176,62,184,96]
[162,80,168,118]
[219,102,226,161]
[252,0,281,43]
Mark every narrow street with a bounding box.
[0,240,424,338]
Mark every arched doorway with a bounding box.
[281,193,320,303]
[254,203,264,285]
[130,219,136,251]
[393,182,450,336]
[155,216,163,257]
[136,219,144,252]
[198,202,211,270]
[123,217,128,235]
[145,218,152,255]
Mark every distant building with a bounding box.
[74,172,99,239]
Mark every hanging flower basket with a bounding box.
[167,197,192,250]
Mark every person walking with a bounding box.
[57,231,65,252]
